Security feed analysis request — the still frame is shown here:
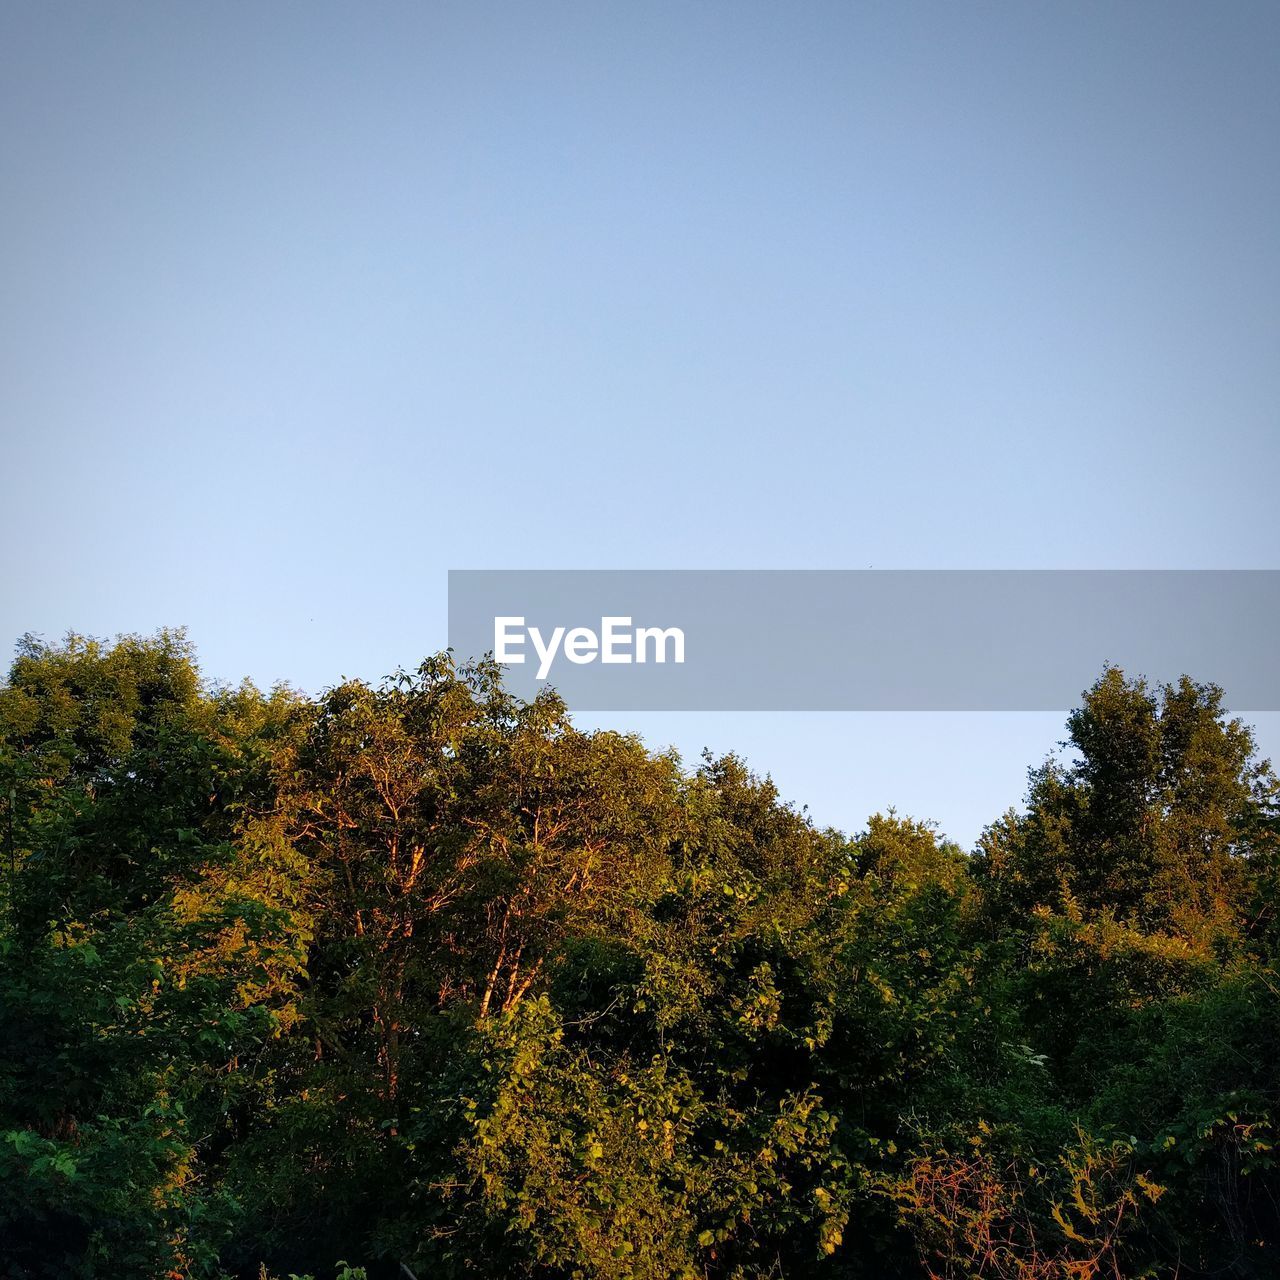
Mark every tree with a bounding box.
[3,636,1278,1278]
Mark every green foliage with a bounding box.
[1,638,1278,1278]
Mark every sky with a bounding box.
[2,2,1278,846]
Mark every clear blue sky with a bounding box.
[3,3,1278,845]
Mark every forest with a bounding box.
[2,631,1278,1280]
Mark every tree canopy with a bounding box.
[2,632,1278,1279]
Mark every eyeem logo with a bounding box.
[494,616,686,680]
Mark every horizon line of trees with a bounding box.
[2,630,1279,1280]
